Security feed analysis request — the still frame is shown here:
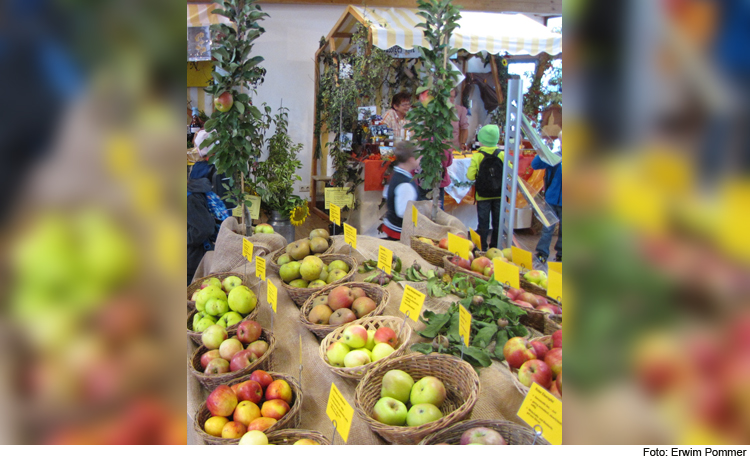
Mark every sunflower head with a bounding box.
[290,203,309,226]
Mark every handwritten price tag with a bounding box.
[256,256,266,281]
[267,279,277,313]
[242,239,254,262]
[330,203,341,226]
[412,205,418,227]
[378,245,393,275]
[548,270,562,303]
[325,187,354,210]
[493,258,520,289]
[344,223,357,249]
[517,383,562,445]
[458,304,472,347]
[326,383,354,443]
[399,285,426,322]
[512,246,533,271]
[448,233,471,260]
[469,229,482,252]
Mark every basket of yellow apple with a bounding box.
[238,429,330,445]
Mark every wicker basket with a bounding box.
[280,254,359,307]
[189,329,276,391]
[193,371,302,445]
[318,316,412,380]
[503,335,559,397]
[354,353,480,445]
[267,237,335,274]
[419,419,550,445]
[266,429,331,445]
[186,291,261,345]
[299,282,390,339]
[187,272,257,307]
[442,255,490,282]
[410,236,453,267]
[545,314,562,334]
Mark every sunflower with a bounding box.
[290,203,309,226]
[502,59,508,67]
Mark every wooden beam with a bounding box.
[489,55,503,108]
[331,32,353,38]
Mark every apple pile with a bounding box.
[199,321,270,375]
[523,270,548,290]
[454,427,508,445]
[190,276,258,332]
[280,255,350,289]
[277,229,330,265]
[503,287,562,315]
[371,370,447,427]
[503,330,562,397]
[237,431,320,445]
[203,370,293,439]
[254,223,274,234]
[326,325,399,368]
[308,285,377,326]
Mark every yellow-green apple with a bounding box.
[265,379,293,404]
[202,324,228,349]
[309,237,329,254]
[342,325,368,348]
[326,269,348,284]
[288,279,308,288]
[328,286,354,310]
[556,373,562,393]
[537,304,557,314]
[222,276,243,293]
[207,385,238,417]
[237,320,262,344]
[372,397,408,426]
[524,270,547,285]
[219,338,244,361]
[343,350,370,368]
[277,254,291,265]
[353,348,372,359]
[201,277,223,290]
[234,400,262,426]
[544,348,562,377]
[255,223,274,234]
[540,279,548,290]
[221,421,247,439]
[552,330,562,348]
[219,312,243,328]
[328,260,350,273]
[239,430,269,445]
[204,416,229,437]
[205,358,230,375]
[406,404,443,426]
[307,304,333,325]
[501,248,512,260]
[214,91,234,113]
[193,314,216,333]
[279,261,301,283]
[326,341,350,367]
[329,308,356,326]
[205,298,229,317]
[228,286,257,314]
[309,228,330,240]
[460,427,507,445]
[374,327,398,348]
[234,379,263,404]
[308,279,327,289]
[319,267,329,282]
[350,287,367,300]
[247,340,269,359]
[365,330,376,351]
[196,286,227,312]
[200,349,222,369]
[485,248,503,260]
[518,359,553,388]
[288,240,311,261]
[247,417,277,432]
[483,266,494,277]
[310,295,329,308]
[229,350,258,372]
[192,290,201,301]
[503,337,537,369]
[530,341,549,360]
[351,297,377,318]
[410,376,447,408]
[300,255,324,281]
[470,256,493,274]
[372,343,395,361]
[250,370,273,389]
[261,399,290,420]
[293,439,319,445]
[381,370,414,403]
[505,288,524,300]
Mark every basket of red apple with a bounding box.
[187,278,260,344]
[354,353,480,445]
[193,370,302,445]
[504,287,562,335]
[443,254,492,282]
[299,282,390,339]
[279,254,359,307]
[410,235,455,267]
[237,429,331,445]
[189,322,276,391]
[319,316,412,380]
[266,228,335,274]
[501,330,562,398]
[419,419,549,445]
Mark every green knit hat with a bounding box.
[478,125,500,147]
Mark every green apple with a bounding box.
[326,342,350,367]
[228,286,257,314]
[309,228,330,240]
[353,348,372,359]
[201,277,222,290]
[328,260,350,273]
[372,397,408,426]
[288,279,309,288]
[381,370,414,404]
[222,276,243,293]
[255,223,274,234]
[196,286,227,312]
[372,343,395,361]
[193,313,217,332]
[406,403,443,426]
[308,279,327,289]
[410,376,446,408]
[364,330,376,351]
[501,248,513,260]
[343,350,370,368]
[277,254,292,265]
[205,298,229,317]
[300,256,324,281]
[202,324,228,350]
[219,311,243,328]
[319,267,329,282]
[279,261,301,283]
[341,325,368,348]
[326,269,348,284]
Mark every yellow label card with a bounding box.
[378,245,393,275]
[330,203,341,226]
[324,187,354,210]
[512,246,533,270]
[255,256,266,281]
[548,262,562,274]
[548,270,562,303]
[326,383,354,444]
[469,229,482,251]
[344,223,357,249]
[459,304,472,347]
[246,195,261,220]
[448,233,471,260]
[399,285,426,322]
[232,206,243,218]
[242,239,253,262]
[267,279,277,313]
[517,382,563,445]
[411,205,418,227]
[494,258,519,289]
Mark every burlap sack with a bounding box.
[400,200,468,243]
[187,235,527,445]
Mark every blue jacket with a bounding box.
[531,153,561,207]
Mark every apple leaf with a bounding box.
[410,343,434,355]
[460,347,492,367]
[508,324,529,338]
[417,311,451,338]
[473,326,498,349]
[493,330,509,360]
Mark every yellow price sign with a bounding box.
[242,239,254,262]
[548,270,562,303]
[548,262,562,274]
[232,206,243,218]
[411,205,418,227]
[512,246,533,271]
[344,223,357,249]
[469,229,482,251]
[458,304,472,347]
[517,382,562,445]
[493,258,519,289]
[378,245,393,275]
[399,285,426,322]
[326,383,354,443]
[448,233,471,260]
[256,256,266,281]
[267,279,277,313]
[330,203,341,226]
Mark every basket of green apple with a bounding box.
[194,370,302,445]
[267,228,334,274]
[237,429,331,445]
[188,273,252,306]
[189,322,276,391]
[187,277,260,344]
[319,315,412,380]
[300,282,390,339]
[501,331,562,398]
[419,419,549,445]
[354,353,480,445]
[278,254,358,307]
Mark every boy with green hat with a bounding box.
[467,125,504,250]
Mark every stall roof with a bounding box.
[327,6,561,56]
[187,3,230,27]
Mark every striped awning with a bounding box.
[187,3,231,27]
[330,6,561,56]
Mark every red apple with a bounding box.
[551,305,562,315]
[536,304,557,314]
[246,340,269,359]
[214,91,234,113]
[518,292,541,307]
[549,380,562,399]
[200,349,222,370]
[328,286,355,311]
[552,330,562,348]
[470,256,492,274]
[230,349,257,372]
[206,385,238,417]
[503,337,537,369]
[374,327,398,348]
[530,341,549,360]
[439,238,449,249]
[506,288,524,300]
[247,417,277,432]
[351,297,377,318]
[221,421,246,439]
[545,348,562,377]
[237,320,262,344]
[234,379,263,404]
[250,370,273,389]
[265,379,293,404]
[534,295,549,307]
[556,373,562,394]
[518,359,553,389]
[514,301,534,309]
[260,399,290,420]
